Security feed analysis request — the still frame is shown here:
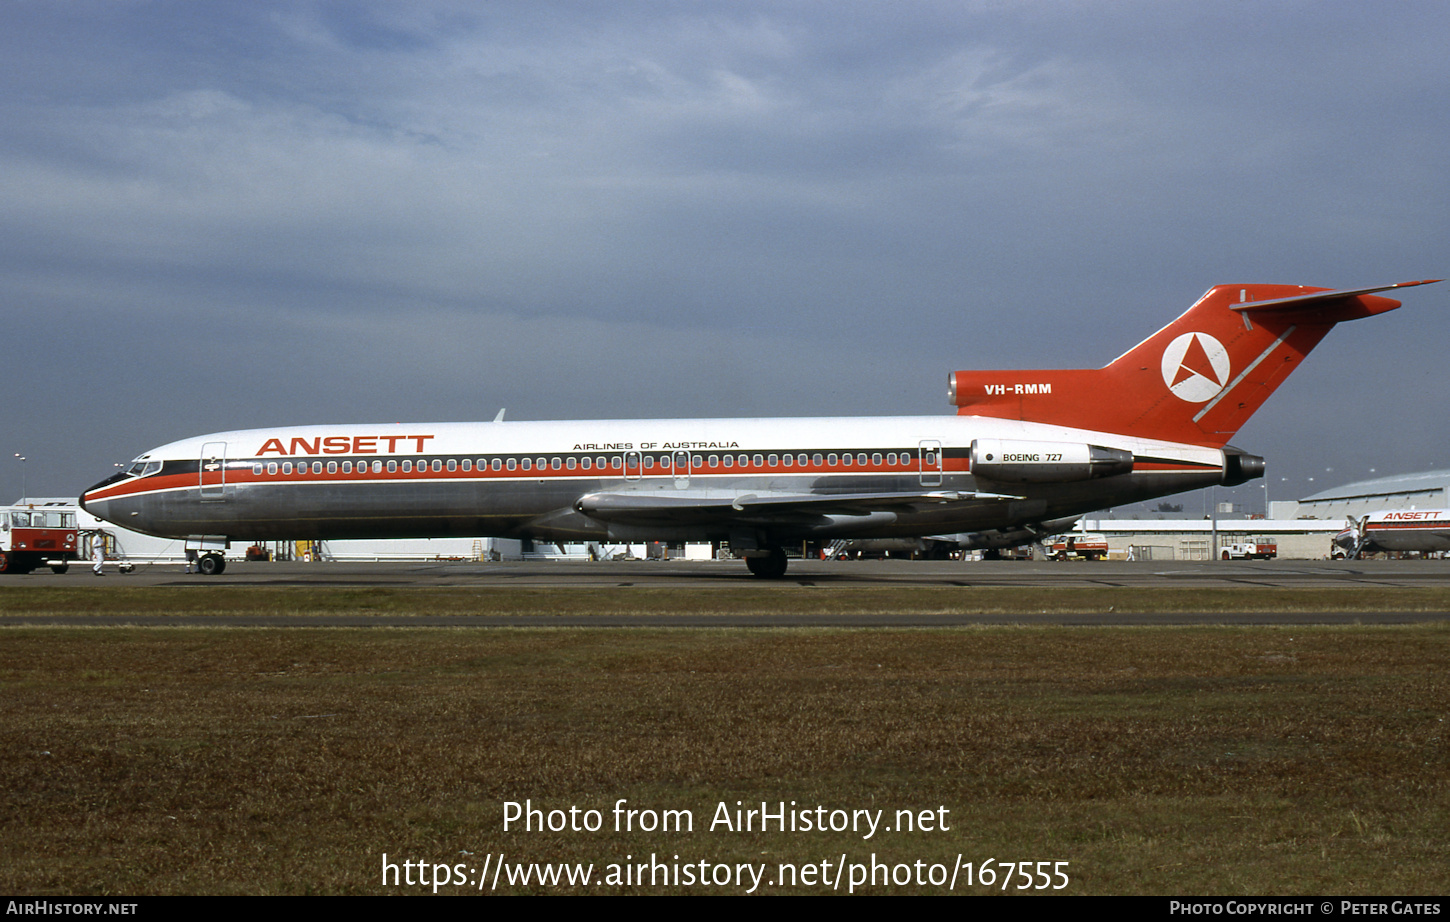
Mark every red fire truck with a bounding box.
[0,501,80,574]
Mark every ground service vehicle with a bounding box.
[1049,534,1109,561]
[1221,540,1277,560]
[0,502,79,574]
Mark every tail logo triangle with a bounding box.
[1160,332,1230,402]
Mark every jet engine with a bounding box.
[970,439,1133,484]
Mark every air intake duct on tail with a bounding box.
[1221,447,1265,487]
[970,439,1134,484]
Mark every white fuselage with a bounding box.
[1352,510,1450,554]
[81,414,1232,547]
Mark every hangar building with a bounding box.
[1294,470,1450,520]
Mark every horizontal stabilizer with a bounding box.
[1230,279,1441,317]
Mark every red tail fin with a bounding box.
[949,280,1438,447]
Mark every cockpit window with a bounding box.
[126,459,163,477]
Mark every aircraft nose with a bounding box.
[79,472,128,522]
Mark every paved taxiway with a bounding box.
[22,556,1450,589]
[4,558,1449,626]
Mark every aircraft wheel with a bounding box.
[51,563,69,574]
[198,553,227,576]
[745,547,788,579]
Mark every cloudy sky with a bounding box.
[3,1,1446,510]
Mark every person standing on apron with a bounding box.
[91,531,106,576]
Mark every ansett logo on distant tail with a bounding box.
[1160,332,1230,402]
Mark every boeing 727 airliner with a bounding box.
[1335,509,1450,558]
[77,279,1438,577]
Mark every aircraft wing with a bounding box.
[575,489,1023,526]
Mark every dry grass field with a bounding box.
[6,584,1450,617]
[1,587,1447,895]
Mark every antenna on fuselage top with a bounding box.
[493,408,506,422]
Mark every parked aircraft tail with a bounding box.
[949,280,1439,447]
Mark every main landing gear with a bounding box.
[745,546,788,579]
[196,553,227,576]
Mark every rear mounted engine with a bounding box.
[1221,448,1266,487]
[971,439,1134,484]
